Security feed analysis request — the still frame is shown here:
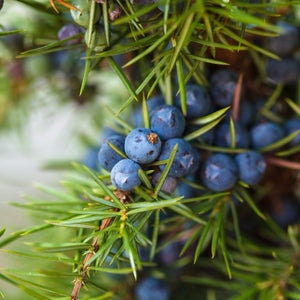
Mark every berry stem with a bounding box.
[70,213,115,300]
[266,157,300,170]
[231,72,244,122]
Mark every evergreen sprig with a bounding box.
[1,0,300,299]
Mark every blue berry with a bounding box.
[125,128,162,164]
[98,135,126,171]
[184,124,215,145]
[58,24,82,45]
[110,159,141,191]
[99,126,122,144]
[146,95,166,112]
[189,146,201,174]
[135,277,170,300]
[209,69,240,107]
[234,150,266,185]
[155,240,183,266]
[174,84,211,118]
[266,58,300,85]
[176,176,204,198]
[133,95,165,128]
[201,153,238,192]
[250,122,285,149]
[214,121,250,148]
[284,117,300,146]
[150,105,186,140]
[158,138,200,177]
[267,21,298,56]
[82,147,100,171]
[225,99,254,127]
[269,197,300,229]
[151,171,177,194]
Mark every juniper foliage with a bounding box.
[0,1,300,299]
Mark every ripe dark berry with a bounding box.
[82,147,100,171]
[158,138,200,178]
[99,126,121,144]
[225,99,254,127]
[151,171,177,194]
[98,135,126,171]
[269,197,300,229]
[250,122,285,149]
[110,159,141,191]
[176,175,203,198]
[125,128,162,164]
[58,24,82,45]
[184,124,215,145]
[150,104,186,140]
[133,95,165,127]
[214,121,250,148]
[267,21,298,56]
[283,117,300,146]
[234,150,266,185]
[134,277,170,300]
[266,58,300,85]
[201,153,238,192]
[155,239,183,266]
[209,69,241,107]
[174,84,211,118]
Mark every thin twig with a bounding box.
[70,217,113,300]
[70,190,130,300]
[266,157,300,170]
[231,72,244,122]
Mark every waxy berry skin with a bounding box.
[151,171,177,194]
[174,84,211,119]
[150,104,186,140]
[134,277,170,300]
[133,95,165,127]
[125,128,162,164]
[234,150,266,185]
[209,69,240,107]
[82,147,100,171]
[58,24,82,45]
[98,134,126,171]
[284,117,300,146]
[267,21,298,56]
[176,175,203,199]
[201,153,238,192]
[250,122,285,149]
[269,197,300,229]
[214,121,250,149]
[110,159,141,191]
[266,58,300,85]
[224,99,254,127]
[158,138,200,178]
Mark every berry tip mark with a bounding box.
[147,132,158,144]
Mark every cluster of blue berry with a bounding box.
[265,21,300,85]
[98,100,200,192]
[84,67,300,196]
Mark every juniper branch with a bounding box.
[69,190,130,300]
